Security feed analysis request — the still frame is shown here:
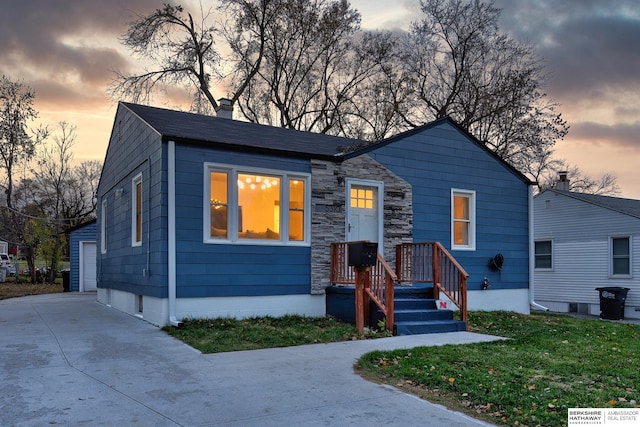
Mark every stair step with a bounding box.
[394,286,434,299]
[394,297,437,310]
[395,320,467,335]
[394,308,454,322]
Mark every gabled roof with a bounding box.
[120,102,534,185]
[543,189,640,219]
[346,116,535,185]
[121,102,361,161]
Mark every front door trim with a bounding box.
[345,178,384,253]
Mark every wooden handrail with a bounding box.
[330,242,395,332]
[331,241,467,329]
[395,242,469,322]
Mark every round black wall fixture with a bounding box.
[489,253,504,271]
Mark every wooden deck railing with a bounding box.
[396,242,469,322]
[330,242,396,332]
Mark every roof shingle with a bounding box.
[122,102,362,160]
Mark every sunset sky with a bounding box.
[2,1,640,197]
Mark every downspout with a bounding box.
[168,140,181,326]
[529,184,549,311]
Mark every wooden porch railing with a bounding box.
[396,242,469,322]
[330,242,396,333]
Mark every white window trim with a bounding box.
[534,239,553,271]
[451,189,476,251]
[101,199,107,254]
[203,163,311,246]
[132,173,143,247]
[609,235,632,278]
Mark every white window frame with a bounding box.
[203,163,311,246]
[534,239,553,270]
[101,200,107,254]
[451,189,476,251]
[132,173,143,247]
[609,235,632,278]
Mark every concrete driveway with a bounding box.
[0,293,501,426]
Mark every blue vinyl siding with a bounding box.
[98,105,313,300]
[69,221,97,292]
[368,122,530,290]
[97,107,167,298]
[173,144,312,297]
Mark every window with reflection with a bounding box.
[206,165,309,244]
[451,189,475,250]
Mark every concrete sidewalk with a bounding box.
[0,293,501,426]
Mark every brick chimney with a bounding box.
[556,171,570,191]
[215,98,233,119]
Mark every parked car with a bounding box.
[0,253,10,268]
[0,253,15,276]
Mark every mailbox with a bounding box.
[348,241,378,267]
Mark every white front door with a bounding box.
[80,242,97,292]
[346,180,383,247]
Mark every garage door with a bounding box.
[80,242,97,292]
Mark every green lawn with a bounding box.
[357,311,640,426]
[163,315,389,353]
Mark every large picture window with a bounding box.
[610,236,631,277]
[205,164,310,244]
[451,189,476,250]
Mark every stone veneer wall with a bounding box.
[310,154,413,294]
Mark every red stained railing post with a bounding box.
[385,274,394,331]
[354,268,364,333]
[432,244,440,300]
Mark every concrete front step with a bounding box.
[395,319,467,335]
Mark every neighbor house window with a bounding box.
[101,200,107,254]
[451,189,476,250]
[132,174,142,247]
[205,164,310,244]
[610,236,631,277]
[534,240,552,269]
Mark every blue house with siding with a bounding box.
[96,102,534,327]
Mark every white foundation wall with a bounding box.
[536,299,640,320]
[467,289,531,314]
[98,289,326,327]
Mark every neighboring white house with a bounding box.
[533,179,640,320]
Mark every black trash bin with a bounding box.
[61,269,70,292]
[595,287,630,320]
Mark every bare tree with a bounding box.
[0,77,47,275]
[64,160,102,227]
[539,164,621,196]
[0,76,47,210]
[400,0,569,174]
[110,3,222,112]
[112,0,395,136]
[222,0,394,135]
[31,122,76,281]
